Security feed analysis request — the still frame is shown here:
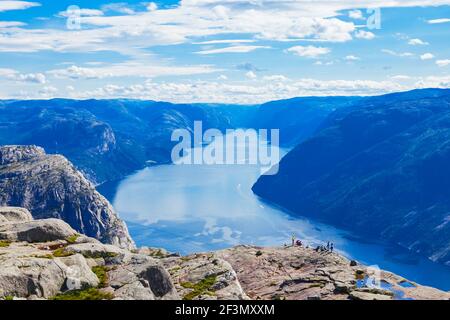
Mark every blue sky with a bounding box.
[0,0,449,103]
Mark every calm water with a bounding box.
[99,135,450,291]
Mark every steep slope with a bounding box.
[0,145,134,249]
[253,89,450,266]
[254,96,363,146]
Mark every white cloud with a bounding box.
[245,71,257,79]
[427,18,450,24]
[53,78,409,104]
[420,53,435,60]
[9,74,450,103]
[345,55,360,61]
[48,62,219,80]
[436,59,450,67]
[355,30,375,40]
[217,74,228,80]
[194,39,256,45]
[146,2,158,12]
[0,21,26,28]
[101,3,135,15]
[286,45,330,58]
[391,75,412,80]
[195,45,270,55]
[263,75,289,82]
[382,49,414,57]
[0,68,46,84]
[315,61,334,66]
[38,85,58,98]
[408,38,429,45]
[349,10,364,20]
[58,8,104,17]
[0,1,40,12]
[2,0,449,55]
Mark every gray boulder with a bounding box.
[0,207,33,224]
[57,254,100,290]
[0,218,76,242]
[0,257,66,298]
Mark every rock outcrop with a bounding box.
[1,207,449,300]
[216,245,450,301]
[0,208,176,300]
[0,146,134,249]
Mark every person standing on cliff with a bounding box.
[291,234,296,247]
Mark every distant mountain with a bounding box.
[0,145,134,249]
[254,96,363,146]
[253,88,450,266]
[0,99,256,184]
[0,97,342,184]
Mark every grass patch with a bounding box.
[81,251,119,259]
[66,234,79,244]
[3,296,14,301]
[92,266,109,288]
[51,288,114,300]
[30,254,54,259]
[181,275,217,300]
[53,248,73,258]
[0,240,11,248]
[149,249,167,259]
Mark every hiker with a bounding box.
[327,241,330,251]
[330,243,334,253]
[296,240,302,247]
[291,234,296,247]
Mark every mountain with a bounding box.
[0,145,134,249]
[253,88,450,266]
[0,99,257,184]
[254,96,363,146]
[1,207,448,300]
[0,97,348,184]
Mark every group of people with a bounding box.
[289,234,334,253]
[316,241,334,253]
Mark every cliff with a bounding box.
[1,207,448,300]
[0,146,134,250]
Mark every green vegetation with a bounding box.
[169,266,181,275]
[53,248,73,257]
[256,250,263,257]
[149,249,167,259]
[0,240,11,248]
[66,234,79,244]
[92,266,109,288]
[3,296,14,301]
[31,254,54,259]
[181,275,217,300]
[51,288,114,300]
[81,251,118,259]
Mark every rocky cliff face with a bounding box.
[253,90,450,266]
[0,146,134,249]
[1,208,448,300]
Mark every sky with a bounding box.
[0,0,449,103]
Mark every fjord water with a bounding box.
[103,133,450,291]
